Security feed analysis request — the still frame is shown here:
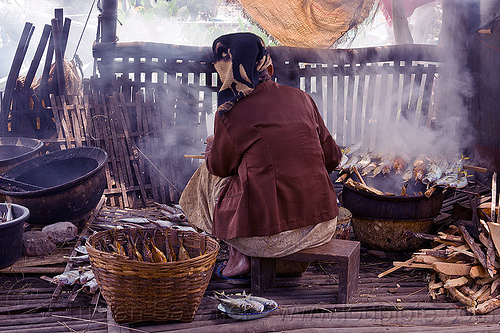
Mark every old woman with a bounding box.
[180,32,342,278]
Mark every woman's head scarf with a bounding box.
[212,32,273,116]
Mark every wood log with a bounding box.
[492,172,497,223]
[470,265,489,279]
[477,273,500,286]
[345,178,384,195]
[406,231,462,247]
[447,245,476,259]
[378,257,416,278]
[352,166,366,186]
[428,272,439,300]
[438,232,465,244]
[468,297,500,315]
[443,276,469,289]
[424,186,437,198]
[335,173,349,183]
[491,277,500,294]
[1,22,34,134]
[488,222,500,256]
[23,24,52,93]
[459,285,476,298]
[183,154,205,159]
[416,249,450,258]
[414,255,449,264]
[463,165,488,173]
[479,232,489,247]
[429,282,444,290]
[446,286,476,308]
[471,285,490,301]
[458,226,494,277]
[392,0,414,44]
[392,261,433,269]
[487,235,497,277]
[432,262,472,276]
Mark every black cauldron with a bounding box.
[342,183,445,251]
[0,137,44,174]
[342,183,445,220]
[0,147,108,225]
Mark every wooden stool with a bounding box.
[250,238,360,303]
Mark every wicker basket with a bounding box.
[86,227,219,323]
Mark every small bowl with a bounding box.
[217,297,278,321]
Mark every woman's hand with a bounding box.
[205,135,215,144]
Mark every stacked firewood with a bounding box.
[379,221,500,315]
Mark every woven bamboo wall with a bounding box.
[49,92,202,208]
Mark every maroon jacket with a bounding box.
[205,81,342,240]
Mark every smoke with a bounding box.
[0,0,99,83]
[0,0,246,81]
[330,1,479,168]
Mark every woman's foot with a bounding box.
[222,245,250,277]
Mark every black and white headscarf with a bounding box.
[212,32,273,116]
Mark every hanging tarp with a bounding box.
[237,0,375,48]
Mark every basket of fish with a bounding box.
[213,291,279,321]
[86,227,219,323]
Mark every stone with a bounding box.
[42,221,78,244]
[23,231,56,256]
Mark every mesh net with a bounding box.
[238,0,376,48]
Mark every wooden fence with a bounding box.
[92,42,444,149]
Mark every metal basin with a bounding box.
[0,203,30,268]
[0,147,108,225]
[0,137,44,174]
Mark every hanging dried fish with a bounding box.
[178,239,191,261]
[167,242,177,262]
[149,239,168,263]
[111,230,128,257]
[141,239,154,262]
[127,234,143,261]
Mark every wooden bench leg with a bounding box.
[251,257,276,295]
[337,242,360,303]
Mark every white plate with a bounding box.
[217,298,278,321]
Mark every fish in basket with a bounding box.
[86,227,219,323]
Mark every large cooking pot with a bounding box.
[0,137,44,174]
[0,147,108,225]
[342,183,444,220]
[342,183,445,251]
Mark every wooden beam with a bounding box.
[23,24,52,94]
[391,0,414,44]
[51,18,66,96]
[1,22,34,134]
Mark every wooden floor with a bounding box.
[2,247,500,333]
[2,179,500,332]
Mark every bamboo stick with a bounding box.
[492,172,497,223]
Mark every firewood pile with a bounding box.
[379,173,500,315]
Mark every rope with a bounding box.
[136,146,181,194]
[72,0,98,61]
